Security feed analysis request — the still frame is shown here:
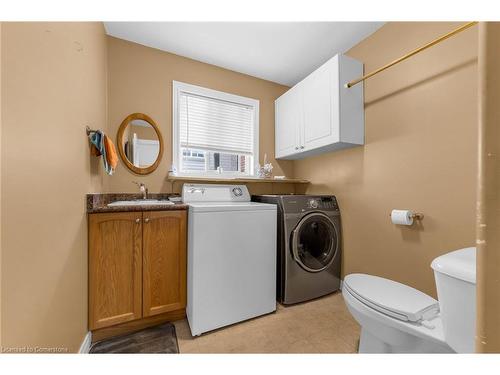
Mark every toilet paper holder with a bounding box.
[411,212,424,220]
[389,212,424,220]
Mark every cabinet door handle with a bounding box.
[144,218,150,223]
[300,146,305,149]
[295,146,299,150]
[135,218,141,224]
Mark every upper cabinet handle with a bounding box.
[135,218,141,224]
[144,218,150,223]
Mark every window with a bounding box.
[173,81,259,177]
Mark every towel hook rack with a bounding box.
[86,125,97,136]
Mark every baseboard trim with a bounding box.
[91,309,186,343]
[78,331,92,353]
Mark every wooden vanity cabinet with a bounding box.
[88,210,187,332]
[142,210,187,317]
[88,212,143,330]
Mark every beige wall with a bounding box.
[1,22,107,352]
[105,36,295,195]
[476,22,500,353]
[294,22,478,297]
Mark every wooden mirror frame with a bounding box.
[116,113,164,175]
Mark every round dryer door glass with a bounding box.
[292,213,338,273]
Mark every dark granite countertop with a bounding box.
[87,193,188,213]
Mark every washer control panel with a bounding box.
[182,184,250,203]
[308,199,319,209]
[278,195,339,213]
[232,187,243,197]
[319,196,338,210]
[306,197,338,210]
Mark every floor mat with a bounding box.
[90,323,179,354]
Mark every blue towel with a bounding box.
[89,130,114,175]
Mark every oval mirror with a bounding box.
[117,113,164,175]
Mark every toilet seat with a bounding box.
[343,274,440,322]
[342,284,453,352]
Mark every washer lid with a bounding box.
[343,274,439,322]
[188,201,277,213]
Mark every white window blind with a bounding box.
[179,93,255,156]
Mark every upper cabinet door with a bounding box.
[301,58,338,150]
[275,86,301,158]
[143,210,187,317]
[274,54,363,160]
[89,212,143,330]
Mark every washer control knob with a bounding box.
[232,187,243,197]
[309,199,319,209]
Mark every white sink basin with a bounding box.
[107,199,175,207]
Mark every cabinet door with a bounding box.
[143,210,187,317]
[302,58,338,150]
[89,212,143,330]
[275,86,301,158]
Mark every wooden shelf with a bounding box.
[166,174,310,184]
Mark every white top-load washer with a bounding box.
[182,183,277,336]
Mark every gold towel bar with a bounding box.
[345,21,478,88]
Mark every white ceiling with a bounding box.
[104,22,384,86]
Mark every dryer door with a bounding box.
[291,212,339,273]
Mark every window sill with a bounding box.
[166,173,310,184]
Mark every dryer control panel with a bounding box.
[316,196,338,210]
[280,195,339,213]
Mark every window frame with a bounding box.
[172,81,260,177]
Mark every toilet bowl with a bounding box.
[343,247,476,353]
[343,274,454,353]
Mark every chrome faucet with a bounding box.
[132,181,148,200]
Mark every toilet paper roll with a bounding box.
[391,209,414,225]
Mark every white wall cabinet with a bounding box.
[275,54,364,160]
[275,85,301,157]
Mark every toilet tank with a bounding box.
[431,247,476,353]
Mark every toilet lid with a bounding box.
[343,274,439,322]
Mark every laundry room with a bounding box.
[80,21,478,354]
[1,1,500,374]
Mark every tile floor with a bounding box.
[173,292,360,353]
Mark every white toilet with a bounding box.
[343,247,476,353]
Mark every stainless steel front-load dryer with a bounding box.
[252,194,341,305]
